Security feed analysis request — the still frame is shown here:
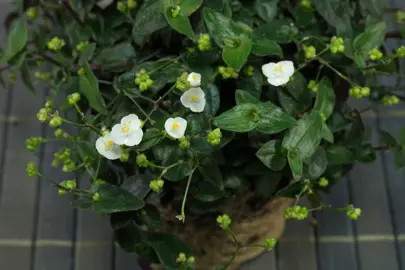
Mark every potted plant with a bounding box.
[4,0,405,269]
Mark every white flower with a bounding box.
[180,87,206,113]
[187,72,201,87]
[165,117,187,139]
[262,61,295,87]
[97,0,114,9]
[111,114,144,146]
[95,133,122,160]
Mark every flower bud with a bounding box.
[49,115,63,128]
[47,36,66,52]
[76,41,89,52]
[369,48,383,60]
[197,33,212,52]
[207,128,222,146]
[37,108,49,122]
[26,7,39,20]
[396,11,405,23]
[176,253,187,263]
[304,45,316,59]
[346,205,361,220]
[77,68,86,76]
[318,177,329,187]
[396,46,405,58]
[127,0,137,9]
[187,256,195,264]
[26,162,38,177]
[136,154,149,167]
[68,93,81,105]
[216,214,231,229]
[171,6,181,18]
[117,2,127,13]
[330,36,345,54]
[179,136,190,149]
[263,237,277,251]
[308,80,318,93]
[92,192,101,201]
[150,179,164,192]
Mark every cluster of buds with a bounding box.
[284,205,308,220]
[349,86,370,99]
[26,7,39,20]
[244,65,254,77]
[150,179,164,192]
[135,69,153,92]
[68,93,81,105]
[318,177,329,187]
[117,0,137,13]
[301,0,311,8]
[179,136,190,149]
[77,67,86,76]
[136,154,150,168]
[176,252,195,267]
[368,48,383,61]
[58,180,76,196]
[397,46,405,58]
[47,36,66,52]
[303,45,316,59]
[34,71,51,81]
[308,80,318,93]
[176,72,191,92]
[216,213,232,230]
[171,6,181,18]
[382,95,400,106]
[396,11,405,23]
[92,192,101,201]
[207,128,222,146]
[197,34,211,51]
[330,36,345,54]
[218,66,238,79]
[263,237,277,251]
[49,115,63,128]
[26,162,38,177]
[53,149,76,172]
[26,137,44,152]
[346,205,361,220]
[54,128,69,138]
[76,41,89,52]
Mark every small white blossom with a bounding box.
[111,114,144,146]
[97,0,114,9]
[95,133,122,160]
[180,87,206,113]
[262,61,295,87]
[165,117,187,139]
[187,72,201,87]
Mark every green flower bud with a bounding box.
[318,177,329,187]
[396,46,405,58]
[150,179,164,192]
[36,108,49,122]
[244,65,254,77]
[176,72,190,92]
[304,45,316,59]
[346,205,361,220]
[117,2,127,13]
[77,68,86,76]
[207,128,222,146]
[361,87,370,97]
[92,192,101,201]
[197,33,212,52]
[76,41,89,52]
[369,48,383,61]
[26,162,38,177]
[68,93,81,105]
[45,100,54,108]
[26,7,39,20]
[396,11,405,23]
[8,73,16,83]
[54,128,65,138]
[127,0,137,9]
[349,86,363,99]
[284,206,308,220]
[171,6,181,18]
[263,237,277,251]
[58,189,67,196]
[136,154,149,167]
[187,256,195,264]
[218,66,238,79]
[383,95,400,106]
[330,36,345,54]
[308,80,318,93]
[120,149,129,162]
[47,36,66,52]
[34,71,51,81]
[216,214,231,230]
[26,137,43,152]
[62,160,76,172]
[176,253,187,263]
[179,136,190,149]
[301,0,311,8]
[49,116,63,128]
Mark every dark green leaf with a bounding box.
[314,77,335,120]
[213,103,260,132]
[257,102,296,134]
[9,50,26,69]
[121,174,153,199]
[92,184,145,214]
[137,129,164,151]
[79,43,96,65]
[133,1,167,38]
[355,144,376,163]
[256,140,286,171]
[398,127,405,148]
[199,158,224,190]
[394,148,405,170]
[138,204,163,230]
[326,145,355,165]
[238,72,263,98]
[163,9,194,39]
[277,90,305,116]
[322,122,334,143]
[93,42,136,69]
[277,180,304,198]
[222,35,252,70]
[293,6,317,28]
[288,150,303,180]
[223,172,248,189]
[286,72,311,106]
[307,147,327,179]
[20,61,35,93]
[359,0,386,17]
[254,173,281,198]
[253,19,298,43]
[204,83,220,116]
[282,111,324,159]
[254,0,278,22]
[1,17,28,63]
[251,37,283,57]
[79,63,107,114]
[379,130,398,148]
[192,181,224,202]
[235,89,260,105]
[160,0,202,15]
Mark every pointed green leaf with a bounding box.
[256,140,286,171]
[307,147,327,179]
[137,129,164,151]
[235,89,260,105]
[314,77,335,120]
[204,83,220,116]
[222,35,252,69]
[326,145,355,165]
[79,63,107,114]
[1,17,28,63]
[79,43,96,65]
[288,150,303,180]
[253,19,298,43]
[213,103,260,132]
[163,9,194,39]
[256,102,297,134]
[20,61,35,93]
[251,37,283,57]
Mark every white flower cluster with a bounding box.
[95,72,207,160]
[262,61,295,87]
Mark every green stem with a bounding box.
[178,165,197,223]
[318,57,354,85]
[145,84,176,123]
[124,92,154,124]
[222,247,240,269]
[98,79,113,85]
[147,53,186,75]
[295,47,329,73]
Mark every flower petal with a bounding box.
[267,76,290,87]
[121,114,141,129]
[190,98,206,112]
[126,129,144,146]
[164,117,187,139]
[111,124,128,145]
[278,60,295,77]
[262,63,277,78]
[187,72,202,87]
[180,92,192,109]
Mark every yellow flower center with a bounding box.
[121,127,130,133]
[192,75,197,81]
[105,140,113,150]
[190,95,199,102]
[274,64,284,73]
[172,122,180,129]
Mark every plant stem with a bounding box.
[179,165,197,223]
[98,79,113,85]
[222,247,240,269]
[124,92,154,124]
[145,84,176,123]
[61,0,86,27]
[373,145,391,151]
[318,57,354,85]
[295,47,330,73]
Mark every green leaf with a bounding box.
[160,0,202,15]
[199,158,224,190]
[254,0,278,22]
[121,174,153,199]
[253,19,298,44]
[138,204,163,230]
[92,184,145,214]
[379,130,398,148]
[398,127,405,148]
[256,102,297,134]
[326,145,355,165]
[223,172,248,189]
[0,17,28,63]
[314,77,335,120]
[293,6,317,28]
[163,9,194,39]
[359,0,386,17]
[235,89,260,105]
[286,72,311,106]
[9,50,27,69]
[277,90,305,116]
[192,181,224,202]
[222,35,252,70]
[322,122,334,144]
[213,103,260,132]
[137,129,164,151]
[20,61,35,93]
[355,144,376,163]
[394,148,405,170]
[282,111,324,159]
[203,7,246,48]
[256,140,286,171]
[238,72,263,98]
[133,1,167,39]
[204,83,220,116]
[307,147,327,179]
[251,37,283,57]
[79,63,107,114]
[93,42,136,69]
[311,0,353,37]
[254,173,281,198]
[288,150,303,180]
[79,43,96,65]
[277,180,304,198]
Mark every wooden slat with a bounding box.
[32,126,76,270]
[316,178,359,270]
[115,247,141,270]
[277,200,317,270]
[241,250,277,270]
[74,177,114,270]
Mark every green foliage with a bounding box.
[12,0,405,268]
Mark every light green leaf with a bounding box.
[79,63,107,114]
[222,35,252,70]
[282,111,324,159]
[235,89,260,105]
[353,22,386,52]
[314,77,335,120]
[256,140,286,171]
[213,103,260,132]
[1,17,28,63]
[307,147,327,179]
[251,37,283,57]
[204,83,220,116]
[322,122,334,143]
[79,43,96,65]
[253,19,298,43]
[288,150,303,180]
[163,8,194,39]
[256,102,296,134]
